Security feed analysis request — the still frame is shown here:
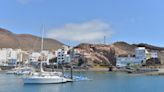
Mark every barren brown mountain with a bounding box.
[0,28,64,51]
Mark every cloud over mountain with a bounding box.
[46,20,113,43]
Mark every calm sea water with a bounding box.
[0,71,164,92]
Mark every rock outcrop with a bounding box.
[75,42,164,66]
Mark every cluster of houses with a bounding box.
[0,46,160,68]
[116,47,159,67]
[0,46,72,67]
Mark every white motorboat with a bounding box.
[6,67,34,75]
[6,70,17,74]
[22,72,69,84]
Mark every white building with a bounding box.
[135,47,159,64]
[0,48,8,65]
[29,51,56,65]
[116,47,159,67]
[0,48,23,66]
[116,55,135,67]
[151,51,158,58]
[135,47,147,64]
[56,46,71,64]
[41,50,56,65]
[29,52,41,62]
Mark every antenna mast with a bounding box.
[104,36,106,45]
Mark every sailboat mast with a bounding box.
[40,25,45,73]
[41,25,44,52]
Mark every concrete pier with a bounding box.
[145,69,164,75]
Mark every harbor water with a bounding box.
[0,71,164,92]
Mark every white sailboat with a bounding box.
[22,61,70,84]
[23,75,68,84]
[22,25,71,84]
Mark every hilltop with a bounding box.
[0,28,64,51]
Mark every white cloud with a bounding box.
[46,20,113,43]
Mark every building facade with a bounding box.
[135,47,159,64]
[56,46,71,64]
[135,47,147,64]
[116,55,135,67]
[0,48,23,66]
[116,47,159,67]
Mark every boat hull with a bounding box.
[23,77,68,84]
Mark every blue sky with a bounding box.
[0,0,164,46]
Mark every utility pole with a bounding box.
[104,36,106,45]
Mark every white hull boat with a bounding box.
[22,62,70,84]
[23,75,69,84]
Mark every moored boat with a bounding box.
[22,73,69,84]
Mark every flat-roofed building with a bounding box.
[116,55,135,67]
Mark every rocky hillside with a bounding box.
[133,43,164,51]
[111,42,136,55]
[75,42,164,66]
[0,28,64,51]
[75,43,116,66]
